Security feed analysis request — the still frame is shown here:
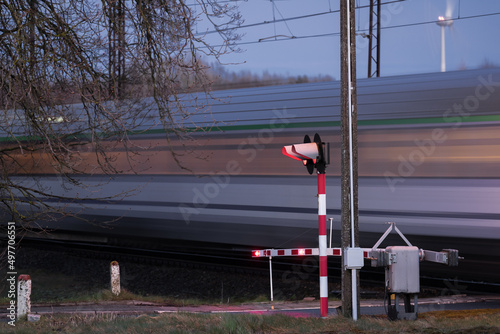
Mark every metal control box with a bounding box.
[386,246,420,293]
[344,247,364,270]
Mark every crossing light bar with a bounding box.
[251,247,366,258]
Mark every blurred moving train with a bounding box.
[4,68,500,269]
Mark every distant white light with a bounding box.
[47,116,65,123]
[436,15,453,71]
[437,16,453,27]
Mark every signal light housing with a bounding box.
[282,133,329,174]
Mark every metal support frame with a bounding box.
[388,293,418,321]
[108,0,126,99]
[368,0,381,78]
[269,256,274,302]
[372,222,412,250]
[329,218,334,248]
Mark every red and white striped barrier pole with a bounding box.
[282,133,330,317]
[317,172,328,318]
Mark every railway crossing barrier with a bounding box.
[268,134,460,319]
[252,222,461,320]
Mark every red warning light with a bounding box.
[298,249,306,256]
[254,250,260,257]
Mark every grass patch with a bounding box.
[0,268,223,307]
[0,286,217,308]
[1,309,500,334]
[85,289,218,307]
[0,291,273,307]
[0,267,284,307]
[1,268,101,304]
[2,269,104,304]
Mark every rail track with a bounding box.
[4,235,500,300]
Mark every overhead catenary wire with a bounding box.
[194,0,405,36]
[272,0,295,38]
[199,6,500,48]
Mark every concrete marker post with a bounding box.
[110,261,121,295]
[17,275,31,319]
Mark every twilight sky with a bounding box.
[202,0,500,79]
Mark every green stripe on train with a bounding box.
[200,114,500,132]
[2,114,500,142]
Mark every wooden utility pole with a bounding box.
[340,0,360,319]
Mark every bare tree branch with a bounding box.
[0,0,242,226]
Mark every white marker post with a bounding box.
[110,261,121,295]
[17,275,31,318]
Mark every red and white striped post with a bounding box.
[282,133,330,317]
[317,172,328,317]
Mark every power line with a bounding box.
[195,0,405,37]
[195,10,334,37]
[358,10,500,33]
[206,10,500,49]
